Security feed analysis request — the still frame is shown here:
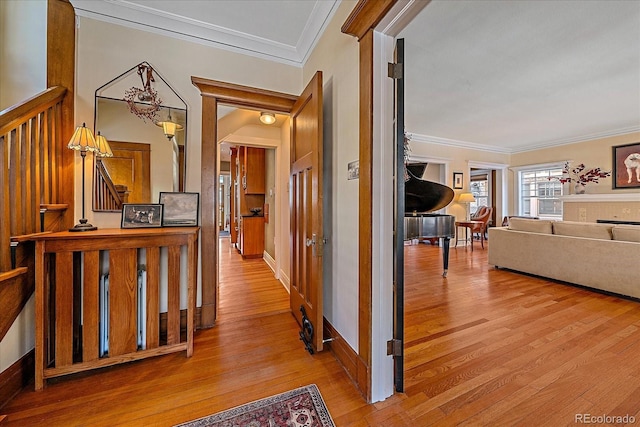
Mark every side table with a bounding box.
[454,220,484,251]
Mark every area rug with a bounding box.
[175,384,336,427]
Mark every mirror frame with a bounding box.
[92,61,188,211]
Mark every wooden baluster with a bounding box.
[166,245,181,345]
[82,250,100,362]
[55,251,74,367]
[108,248,138,356]
[146,247,160,349]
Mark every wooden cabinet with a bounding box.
[242,147,265,194]
[240,216,265,258]
[231,146,266,257]
[33,227,199,389]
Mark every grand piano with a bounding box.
[404,163,456,277]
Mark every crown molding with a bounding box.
[511,126,640,154]
[408,133,513,154]
[72,0,340,67]
[408,126,640,155]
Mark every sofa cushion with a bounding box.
[612,225,640,242]
[508,218,553,234]
[552,221,613,240]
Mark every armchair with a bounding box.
[470,206,493,242]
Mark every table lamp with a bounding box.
[458,192,476,221]
[67,123,111,231]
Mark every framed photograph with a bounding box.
[121,204,163,228]
[453,172,463,189]
[612,142,640,189]
[159,192,200,226]
[348,160,359,180]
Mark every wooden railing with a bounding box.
[0,86,70,342]
[93,160,126,211]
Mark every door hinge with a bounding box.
[387,339,402,357]
[388,62,403,79]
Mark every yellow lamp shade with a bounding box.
[458,192,476,203]
[95,132,114,157]
[67,123,98,153]
[156,120,183,139]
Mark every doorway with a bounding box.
[215,106,288,319]
[192,78,296,326]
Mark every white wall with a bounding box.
[73,16,303,310]
[0,0,47,110]
[409,141,511,221]
[303,0,361,351]
[76,17,302,230]
[509,132,640,212]
[0,0,47,376]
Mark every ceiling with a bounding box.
[71,0,640,154]
[400,0,640,153]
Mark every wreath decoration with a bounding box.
[124,64,163,123]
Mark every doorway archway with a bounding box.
[191,77,297,326]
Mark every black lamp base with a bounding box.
[69,218,97,232]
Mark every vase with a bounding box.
[574,182,586,194]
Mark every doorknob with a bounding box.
[306,234,317,256]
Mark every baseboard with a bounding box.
[323,318,370,401]
[0,349,34,411]
[262,251,291,293]
[279,270,290,293]
[263,250,276,274]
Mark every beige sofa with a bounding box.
[488,218,640,298]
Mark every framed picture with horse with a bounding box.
[612,142,640,189]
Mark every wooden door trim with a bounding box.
[191,77,297,328]
[342,0,399,403]
[48,0,76,229]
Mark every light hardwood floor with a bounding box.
[3,237,640,426]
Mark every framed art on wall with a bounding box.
[121,204,163,228]
[159,192,200,226]
[612,142,640,189]
[453,172,463,189]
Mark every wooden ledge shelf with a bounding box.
[11,231,53,243]
[0,267,28,282]
[33,227,199,390]
[39,203,69,211]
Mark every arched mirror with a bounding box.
[93,62,187,212]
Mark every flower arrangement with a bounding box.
[548,162,611,193]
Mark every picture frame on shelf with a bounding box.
[612,142,640,189]
[159,192,200,226]
[121,204,163,228]
[453,172,463,189]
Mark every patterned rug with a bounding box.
[175,384,336,427]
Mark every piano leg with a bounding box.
[442,237,451,278]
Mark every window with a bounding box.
[470,174,489,214]
[517,165,564,219]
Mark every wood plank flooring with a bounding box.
[3,237,640,425]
